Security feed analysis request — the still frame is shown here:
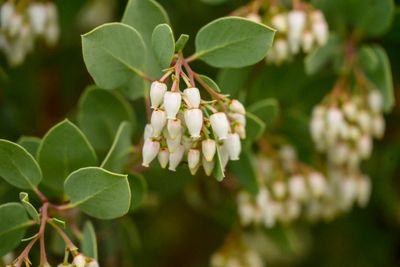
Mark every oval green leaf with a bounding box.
[82,23,147,90]
[194,17,275,68]
[0,139,42,190]
[0,203,30,256]
[152,24,175,69]
[101,122,133,173]
[64,167,131,220]
[77,87,135,159]
[37,119,98,191]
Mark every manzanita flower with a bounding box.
[164,91,182,119]
[202,156,215,176]
[150,81,167,108]
[229,100,246,115]
[150,109,167,137]
[188,149,201,172]
[169,145,185,171]
[142,139,160,167]
[202,139,216,162]
[183,87,201,108]
[184,108,203,138]
[167,119,182,139]
[210,112,230,140]
[158,148,169,168]
[73,255,86,267]
[226,133,241,160]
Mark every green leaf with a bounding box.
[17,136,41,157]
[245,112,266,145]
[198,74,221,92]
[313,0,394,38]
[229,150,258,195]
[360,45,394,112]
[212,145,225,181]
[19,192,40,224]
[194,17,275,68]
[64,167,131,220]
[216,67,252,97]
[122,0,170,77]
[247,98,280,127]
[305,35,342,75]
[78,87,135,159]
[81,220,98,260]
[122,0,170,44]
[151,24,175,69]
[128,173,148,211]
[0,203,30,256]
[175,34,189,52]
[82,23,147,90]
[0,139,42,190]
[37,119,98,191]
[101,122,132,173]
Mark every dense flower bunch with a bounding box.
[264,4,329,64]
[240,2,329,65]
[55,254,99,267]
[142,67,246,177]
[237,145,334,227]
[308,88,382,211]
[0,0,59,66]
[211,237,263,267]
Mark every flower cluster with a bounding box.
[238,145,332,227]
[311,90,385,169]
[0,0,59,66]
[142,80,246,177]
[233,0,329,65]
[265,5,329,64]
[211,237,263,267]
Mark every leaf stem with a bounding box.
[193,73,223,101]
[39,203,49,266]
[182,57,196,87]
[14,236,39,267]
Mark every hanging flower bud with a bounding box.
[368,90,383,113]
[226,133,241,160]
[184,108,203,138]
[234,123,246,139]
[188,149,201,170]
[168,145,185,171]
[150,109,167,137]
[230,113,246,126]
[1,2,14,29]
[358,135,372,159]
[219,143,230,169]
[327,107,343,136]
[274,39,289,62]
[167,119,182,139]
[246,13,262,23]
[288,10,306,52]
[308,172,326,198]
[288,175,306,201]
[143,124,153,140]
[229,100,246,115]
[271,13,288,32]
[163,91,181,119]
[29,4,47,35]
[210,112,230,140]
[158,148,169,168]
[202,156,215,176]
[202,139,216,162]
[73,255,86,267]
[142,139,160,167]
[311,11,328,46]
[343,101,357,121]
[166,132,181,152]
[183,87,201,108]
[9,14,23,37]
[272,180,287,199]
[150,81,167,108]
[371,115,385,138]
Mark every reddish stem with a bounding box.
[171,56,183,92]
[182,58,196,87]
[14,236,39,267]
[48,220,78,254]
[39,203,49,266]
